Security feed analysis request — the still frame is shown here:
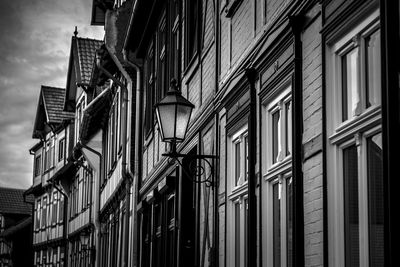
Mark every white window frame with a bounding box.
[58,137,65,162]
[326,9,383,267]
[227,124,248,267]
[261,82,293,267]
[264,85,292,179]
[34,154,42,177]
[328,10,381,130]
[75,94,86,143]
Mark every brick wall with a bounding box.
[302,11,324,267]
[231,0,253,65]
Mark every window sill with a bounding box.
[264,155,292,181]
[329,106,381,145]
[43,166,55,175]
[228,182,248,200]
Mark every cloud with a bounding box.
[0,0,104,189]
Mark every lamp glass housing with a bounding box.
[155,80,194,144]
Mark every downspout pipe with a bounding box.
[380,1,400,265]
[245,67,257,267]
[96,52,136,267]
[289,14,305,267]
[122,52,142,267]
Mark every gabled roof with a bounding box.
[32,86,74,138]
[0,187,33,215]
[64,36,103,111]
[76,37,103,85]
[42,86,75,123]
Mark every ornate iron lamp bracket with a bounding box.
[163,151,218,188]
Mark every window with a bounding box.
[157,14,167,101]
[60,247,65,267]
[232,197,248,267]
[144,42,156,136]
[34,155,41,177]
[36,251,41,266]
[106,91,120,174]
[70,175,79,218]
[262,84,293,267]
[170,0,180,79]
[233,130,248,186]
[42,196,47,229]
[139,191,176,267]
[326,10,383,267]
[144,2,182,139]
[52,192,58,225]
[0,215,4,232]
[185,0,200,65]
[59,195,64,223]
[266,175,293,267]
[75,95,86,142]
[82,165,92,210]
[333,17,381,123]
[44,142,49,171]
[43,139,55,171]
[266,86,292,168]
[58,138,65,162]
[35,200,41,230]
[227,125,248,267]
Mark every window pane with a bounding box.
[366,29,381,107]
[235,202,241,267]
[42,197,47,227]
[245,136,248,181]
[286,177,293,267]
[244,198,248,267]
[235,142,241,186]
[367,133,384,266]
[342,48,359,121]
[186,0,199,63]
[343,145,359,267]
[272,110,280,164]
[273,182,281,267]
[285,101,292,156]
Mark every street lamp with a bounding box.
[155,79,217,187]
[80,231,90,250]
[155,79,194,151]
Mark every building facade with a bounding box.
[25,0,400,266]
[0,187,33,267]
[62,35,103,267]
[27,85,75,267]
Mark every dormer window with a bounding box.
[75,95,86,142]
[34,155,41,177]
[58,138,65,162]
[43,140,54,172]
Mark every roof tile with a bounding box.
[41,86,74,124]
[0,187,33,215]
[76,37,103,85]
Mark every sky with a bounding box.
[0,0,104,189]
